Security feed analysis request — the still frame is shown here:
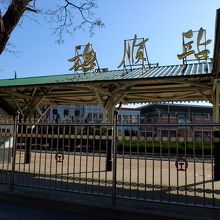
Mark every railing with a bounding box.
[0,122,220,208]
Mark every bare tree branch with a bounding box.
[45,0,104,44]
[25,6,38,13]
[0,0,103,55]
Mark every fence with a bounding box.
[0,121,220,208]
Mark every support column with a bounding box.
[24,124,32,164]
[213,81,220,180]
[105,96,115,171]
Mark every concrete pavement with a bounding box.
[1,185,220,220]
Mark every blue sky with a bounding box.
[0,0,219,79]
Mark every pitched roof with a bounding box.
[0,62,213,88]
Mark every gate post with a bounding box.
[214,131,220,180]
[213,81,220,180]
[10,115,18,191]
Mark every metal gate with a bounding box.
[0,121,220,208]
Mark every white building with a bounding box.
[46,104,140,135]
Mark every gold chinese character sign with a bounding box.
[68,43,99,73]
[177,27,212,64]
[118,34,150,69]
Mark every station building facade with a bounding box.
[45,103,213,137]
[45,104,140,136]
[138,104,213,138]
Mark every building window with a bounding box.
[169,112,176,117]
[192,113,210,118]
[88,113,92,120]
[123,115,129,124]
[64,109,69,116]
[52,109,58,115]
[75,110,80,117]
[161,113,168,118]
[99,113,103,121]
[178,113,186,124]
[131,115,138,124]
[118,115,122,123]
[170,130,176,137]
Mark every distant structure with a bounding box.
[138,104,212,138]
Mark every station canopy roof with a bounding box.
[0,62,214,115]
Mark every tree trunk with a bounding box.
[0,0,32,55]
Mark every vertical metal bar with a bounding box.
[79,125,83,187]
[91,125,95,189]
[85,124,89,190]
[168,123,171,202]
[152,124,155,200]
[2,125,5,172]
[176,124,179,203]
[129,124,132,196]
[144,125,147,200]
[17,123,22,176]
[184,124,188,204]
[202,125,205,206]
[159,124,162,201]
[136,125,140,199]
[66,125,71,189]
[112,110,118,207]
[72,125,77,186]
[43,125,49,183]
[193,125,197,205]
[168,114,172,203]
[38,125,43,187]
[172,123,177,201]
[98,125,101,187]
[23,124,28,172]
[60,125,65,189]
[211,127,215,207]
[10,115,18,192]
[104,126,108,188]
[122,125,125,192]
[33,124,38,186]
[49,125,54,188]
[55,125,59,189]
[28,124,33,178]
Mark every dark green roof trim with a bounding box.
[0,62,212,88]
